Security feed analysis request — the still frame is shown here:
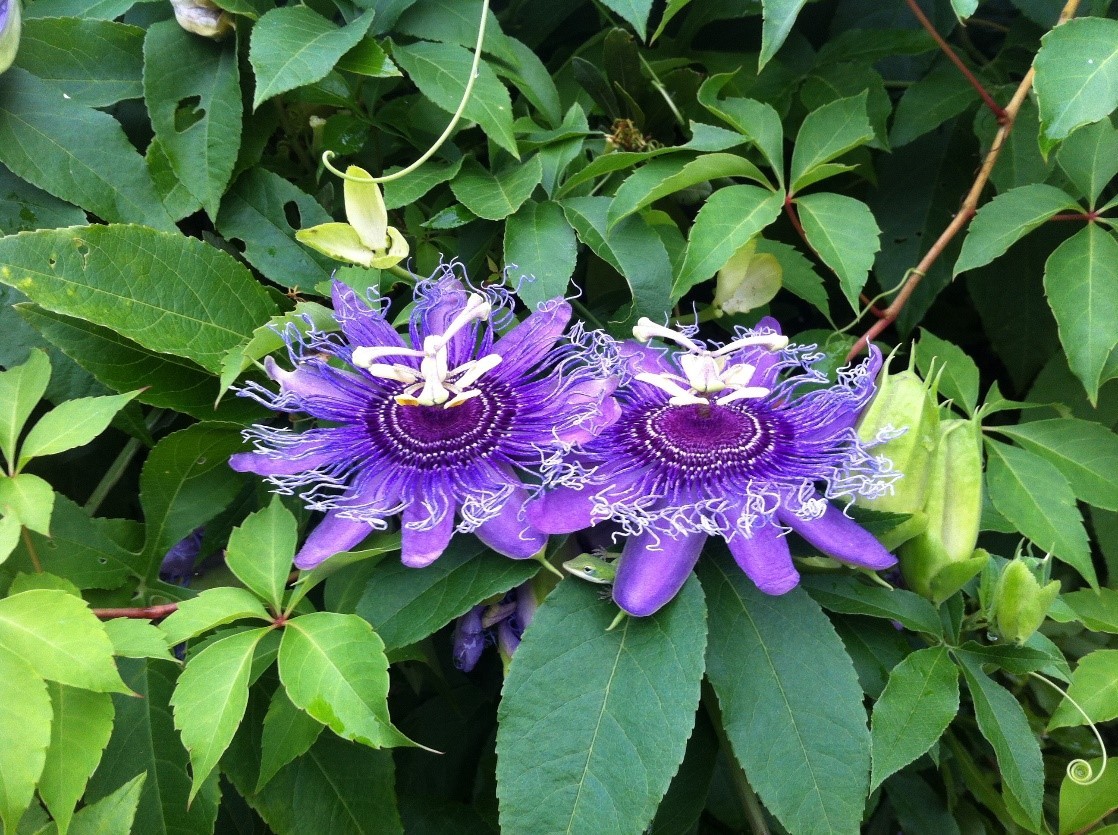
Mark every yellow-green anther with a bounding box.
[712,238,783,316]
[170,0,234,39]
[992,559,1060,645]
[0,0,21,76]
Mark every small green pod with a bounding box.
[991,560,1060,645]
[0,0,21,77]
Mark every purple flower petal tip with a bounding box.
[612,531,705,617]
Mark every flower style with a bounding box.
[230,269,618,570]
[527,318,899,616]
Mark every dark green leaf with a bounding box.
[755,238,829,317]
[954,184,1079,276]
[16,18,144,107]
[801,574,943,636]
[760,0,808,69]
[890,65,976,148]
[382,158,464,210]
[1034,18,1118,141]
[0,162,87,235]
[1057,118,1118,207]
[257,687,324,793]
[697,74,785,185]
[995,418,1118,509]
[292,735,402,834]
[789,92,873,192]
[68,772,145,835]
[504,200,578,310]
[450,157,543,221]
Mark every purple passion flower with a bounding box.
[230,270,618,570]
[528,318,898,616]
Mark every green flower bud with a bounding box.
[712,238,782,316]
[898,417,986,602]
[0,0,21,77]
[991,559,1060,645]
[170,0,234,39]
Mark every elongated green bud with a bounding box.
[0,0,21,76]
[991,560,1060,645]
[899,417,986,602]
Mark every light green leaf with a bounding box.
[0,347,50,470]
[16,18,144,107]
[0,473,54,536]
[172,627,267,800]
[1057,119,1118,207]
[257,687,324,792]
[789,92,873,192]
[1061,588,1118,633]
[986,440,1095,586]
[144,20,241,219]
[914,329,980,415]
[0,225,277,375]
[599,0,653,38]
[249,7,375,109]
[672,185,783,301]
[699,553,870,835]
[951,0,978,18]
[1058,757,1118,835]
[19,390,139,468]
[103,618,175,661]
[394,40,517,158]
[504,200,578,310]
[697,74,784,185]
[760,0,808,69]
[336,37,400,78]
[870,646,960,790]
[226,498,296,612]
[496,578,706,835]
[953,184,1080,276]
[159,587,272,647]
[0,644,51,834]
[449,156,543,221]
[1048,649,1118,729]
[801,574,943,636]
[0,589,129,693]
[279,612,412,749]
[795,192,881,309]
[356,538,537,651]
[67,772,145,835]
[0,68,174,231]
[608,153,770,229]
[1044,224,1118,404]
[0,515,19,564]
[382,157,463,210]
[1034,18,1118,141]
[755,238,829,317]
[995,418,1118,510]
[957,654,1044,828]
[39,684,115,835]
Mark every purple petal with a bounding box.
[294,511,374,569]
[552,378,621,444]
[401,504,456,567]
[490,300,572,377]
[726,524,799,595]
[229,446,338,476]
[331,281,407,351]
[526,486,598,534]
[265,357,343,400]
[620,340,671,376]
[613,530,705,617]
[777,502,896,569]
[475,489,548,558]
[452,606,486,672]
[793,344,883,441]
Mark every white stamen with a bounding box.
[711,332,789,356]
[633,318,702,352]
[352,345,424,367]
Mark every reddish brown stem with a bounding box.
[905,0,1007,123]
[859,294,887,319]
[94,602,179,621]
[1050,212,1098,222]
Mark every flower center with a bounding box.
[367,383,516,469]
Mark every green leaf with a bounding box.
[39,684,115,835]
[697,75,784,185]
[226,498,296,612]
[67,773,145,835]
[86,658,220,835]
[951,0,978,18]
[957,654,1044,828]
[699,553,870,835]
[0,473,54,536]
[147,135,202,222]
[0,162,87,234]
[0,225,277,375]
[291,735,402,835]
[143,21,240,219]
[760,0,808,69]
[0,68,174,231]
[985,440,1095,586]
[599,0,653,38]
[1058,757,1118,835]
[249,7,375,109]
[1057,119,1118,207]
[0,589,129,693]
[954,641,1064,677]
[1034,18,1118,141]
[496,578,706,835]
[172,626,267,800]
[103,618,175,661]
[672,185,784,301]
[356,538,537,650]
[159,587,272,647]
[833,616,911,699]
[755,238,829,317]
[1048,649,1118,729]
[789,92,873,192]
[24,0,141,18]
[0,347,49,468]
[795,192,881,309]
[889,65,976,148]
[1044,224,1118,404]
[801,574,943,636]
[394,40,518,158]
[336,36,400,78]
[382,157,463,210]
[1062,588,1118,633]
[257,687,324,792]
[0,515,19,564]
[953,184,1080,276]
[279,611,412,749]
[138,423,251,569]
[19,390,139,468]
[914,329,980,415]
[504,200,578,310]
[16,18,144,107]
[449,156,543,221]
[608,154,770,229]
[995,418,1118,510]
[561,196,673,324]
[0,644,51,834]
[869,646,960,790]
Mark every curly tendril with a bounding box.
[1030,672,1108,786]
[321,0,490,185]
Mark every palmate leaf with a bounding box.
[994,418,1118,510]
[1047,649,1118,729]
[257,687,324,793]
[18,389,139,468]
[795,192,881,310]
[159,587,272,647]
[1034,17,1118,141]
[496,578,707,835]
[226,497,297,612]
[0,644,52,834]
[699,553,870,835]
[789,92,873,192]
[504,200,579,310]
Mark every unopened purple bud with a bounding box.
[452,605,486,672]
[159,528,205,586]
